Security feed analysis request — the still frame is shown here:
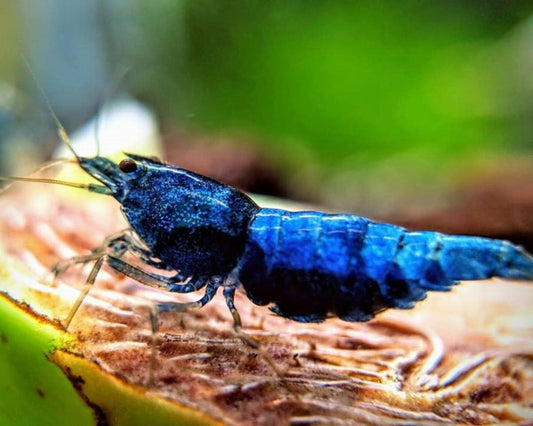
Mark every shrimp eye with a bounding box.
[119,158,138,173]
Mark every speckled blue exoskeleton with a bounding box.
[4,131,533,338]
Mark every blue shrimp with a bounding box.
[5,146,533,332]
[45,150,533,329]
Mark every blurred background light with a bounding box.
[0,0,532,247]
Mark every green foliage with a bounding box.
[136,1,533,208]
[0,295,95,426]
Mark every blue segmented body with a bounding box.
[66,153,533,326]
[15,152,530,329]
[239,209,533,322]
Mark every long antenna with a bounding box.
[3,58,110,196]
[93,66,130,157]
[0,176,110,195]
[21,55,80,161]
[0,159,73,195]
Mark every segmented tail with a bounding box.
[383,232,533,308]
[433,235,533,281]
[361,225,533,316]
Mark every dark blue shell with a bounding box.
[118,162,260,277]
[77,154,533,324]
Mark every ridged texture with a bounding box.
[2,188,533,426]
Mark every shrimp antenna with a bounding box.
[21,55,80,161]
[0,158,76,195]
[94,66,130,157]
[0,158,110,195]
[0,175,110,195]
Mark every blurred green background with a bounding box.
[1,0,532,221]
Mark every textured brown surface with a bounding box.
[0,186,532,425]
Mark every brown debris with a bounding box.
[0,186,532,425]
